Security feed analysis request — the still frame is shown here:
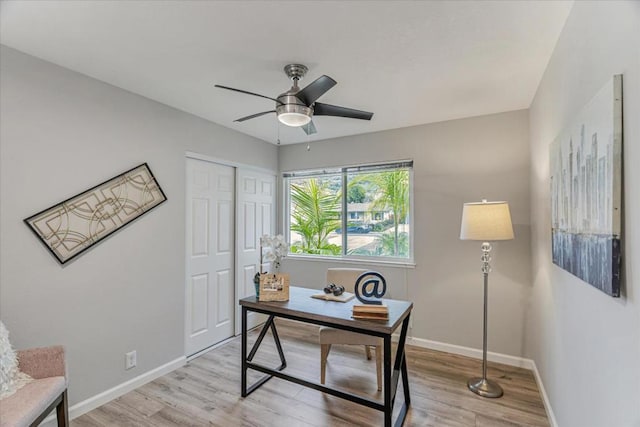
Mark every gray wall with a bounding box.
[279,110,532,356]
[527,2,640,426]
[0,46,278,405]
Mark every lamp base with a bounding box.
[467,377,503,398]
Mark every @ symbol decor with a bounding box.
[354,271,387,305]
[550,74,623,297]
[24,163,167,265]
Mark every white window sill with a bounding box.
[285,254,416,269]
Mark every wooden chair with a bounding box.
[0,346,68,427]
[319,268,383,391]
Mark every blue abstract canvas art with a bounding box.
[550,75,623,297]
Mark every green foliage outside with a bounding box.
[376,231,410,257]
[353,170,409,257]
[347,184,367,203]
[349,231,410,258]
[289,170,410,258]
[289,178,342,255]
[371,219,394,232]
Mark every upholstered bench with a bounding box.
[0,346,68,427]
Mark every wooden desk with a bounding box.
[239,286,413,427]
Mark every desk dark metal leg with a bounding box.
[392,314,411,426]
[241,306,248,397]
[384,335,392,427]
[401,353,410,406]
[242,314,288,397]
[269,318,287,368]
[246,315,286,369]
[248,315,274,361]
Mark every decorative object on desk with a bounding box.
[253,272,261,298]
[257,234,290,301]
[259,273,290,301]
[24,163,166,265]
[354,271,387,305]
[311,291,355,302]
[460,199,514,398]
[550,74,622,297]
[352,271,389,320]
[352,304,389,321]
[260,234,289,273]
[323,283,345,296]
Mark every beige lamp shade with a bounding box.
[460,200,514,241]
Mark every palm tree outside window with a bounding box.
[284,161,413,261]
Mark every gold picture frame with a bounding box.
[259,273,290,302]
[24,163,166,264]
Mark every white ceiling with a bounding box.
[0,1,573,145]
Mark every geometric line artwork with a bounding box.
[25,163,167,264]
[550,75,623,297]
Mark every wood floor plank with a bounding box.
[72,320,549,426]
[475,414,533,427]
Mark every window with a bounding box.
[284,161,413,261]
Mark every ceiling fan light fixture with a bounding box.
[278,111,311,127]
[276,102,312,127]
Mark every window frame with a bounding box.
[283,160,415,266]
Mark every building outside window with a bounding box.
[284,161,413,261]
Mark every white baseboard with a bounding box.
[42,356,186,426]
[406,337,556,426]
[529,359,558,427]
[187,336,236,361]
[407,336,533,368]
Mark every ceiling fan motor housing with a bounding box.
[276,87,313,127]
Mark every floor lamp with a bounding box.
[460,200,514,398]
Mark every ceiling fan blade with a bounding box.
[234,110,276,122]
[295,75,337,106]
[313,102,374,120]
[301,120,317,135]
[215,85,282,105]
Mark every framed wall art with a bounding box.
[550,75,623,297]
[24,163,167,264]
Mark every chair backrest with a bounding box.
[326,268,368,293]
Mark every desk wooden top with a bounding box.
[240,286,413,335]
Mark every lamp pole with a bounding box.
[467,242,503,398]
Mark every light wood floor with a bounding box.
[73,320,549,427]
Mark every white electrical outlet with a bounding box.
[125,350,137,370]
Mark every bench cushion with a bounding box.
[0,376,66,427]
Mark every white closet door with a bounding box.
[185,158,235,356]
[235,168,276,334]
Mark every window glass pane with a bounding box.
[345,169,411,258]
[286,162,412,261]
[288,175,342,256]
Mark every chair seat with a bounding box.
[0,376,66,427]
[319,326,383,346]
